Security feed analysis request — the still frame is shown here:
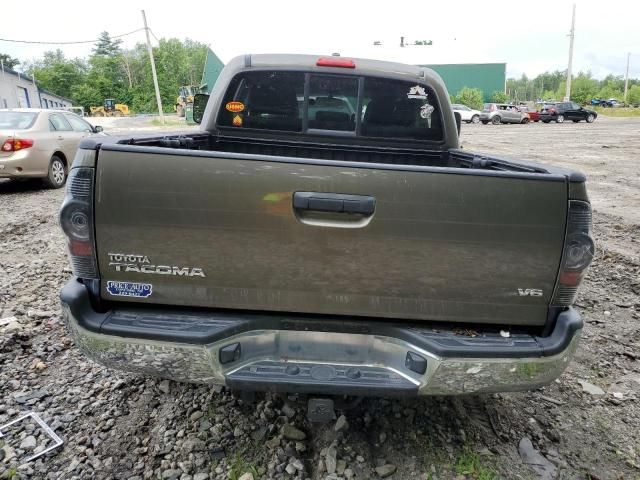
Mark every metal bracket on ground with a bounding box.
[0,412,64,462]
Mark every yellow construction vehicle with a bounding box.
[175,85,198,117]
[90,99,130,117]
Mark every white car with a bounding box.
[451,104,481,124]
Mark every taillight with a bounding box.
[1,138,34,152]
[59,167,98,279]
[552,201,595,306]
[316,57,356,68]
[550,108,556,113]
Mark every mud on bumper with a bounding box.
[61,279,582,396]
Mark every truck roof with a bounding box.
[243,53,437,81]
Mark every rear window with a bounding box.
[0,111,38,129]
[361,77,441,140]
[217,70,443,142]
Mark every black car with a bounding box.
[539,102,597,123]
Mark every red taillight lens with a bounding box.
[316,57,356,68]
[1,138,34,152]
[552,201,594,306]
[59,166,98,279]
[550,108,556,113]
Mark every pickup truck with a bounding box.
[59,54,594,399]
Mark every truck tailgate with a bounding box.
[94,146,567,326]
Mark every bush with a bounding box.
[453,87,484,110]
[489,91,509,103]
[626,85,640,105]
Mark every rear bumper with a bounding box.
[0,150,47,178]
[61,279,583,396]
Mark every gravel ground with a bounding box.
[1,117,639,480]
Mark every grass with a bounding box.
[228,454,259,480]
[593,106,640,117]
[454,449,498,480]
[4,468,18,479]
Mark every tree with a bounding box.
[453,87,484,110]
[570,72,599,104]
[0,53,20,69]
[93,31,123,56]
[627,85,640,105]
[25,50,86,99]
[490,91,509,103]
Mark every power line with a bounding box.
[0,28,145,45]
[149,29,160,44]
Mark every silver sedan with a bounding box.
[0,109,104,188]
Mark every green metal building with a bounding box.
[200,48,225,94]
[198,53,505,103]
[420,63,506,102]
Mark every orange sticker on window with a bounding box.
[226,101,245,113]
[232,114,243,127]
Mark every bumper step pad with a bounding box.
[226,360,418,396]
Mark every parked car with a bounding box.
[0,109,104,188]
[60,54,593,404]
[451,104,481,123]
[590,98,621,108]
[480,103,529,124]
[539,102,597,123]
[519,106,540,122]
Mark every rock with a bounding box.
[33,361,47,371]
[0,316,17,326]
[281,403,296,419]
[19,435,37,450]
[2,445,16,462]
[238,473,254,480]
[336,459,346,475]
[379,432,387,444]
[265,436,281,449]
[344,468,354,479]
[281,424,306,441]
[518,437,557,480]
[290,458,304,471]
[158,380,171,394]
[189,411,204,422]
[233,426,243,437]
[181,438,206,454]
[375,464,397,478]
[193,474,209,480]
[334,415,349,433]
[608,374,640,396]
[326,444,338,474]
[356,455,365,463]
[578,380,605,395]
[162,469,183,480]
[2,320,23,333]
[14,389,49,404]
[285,464,297,475]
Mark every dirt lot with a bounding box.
[1,117,639,480]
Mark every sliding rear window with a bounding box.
[217,70,443,141]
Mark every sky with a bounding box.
[1,0,638,80]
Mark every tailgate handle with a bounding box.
[293,192,375,215]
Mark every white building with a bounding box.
[0,67,72,110]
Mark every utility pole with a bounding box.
[564,4,576,101]
[142,10,164,124]
[624,52,630,104]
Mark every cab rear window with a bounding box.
[217,70,443,142]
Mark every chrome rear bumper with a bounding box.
[61,279,582,396]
